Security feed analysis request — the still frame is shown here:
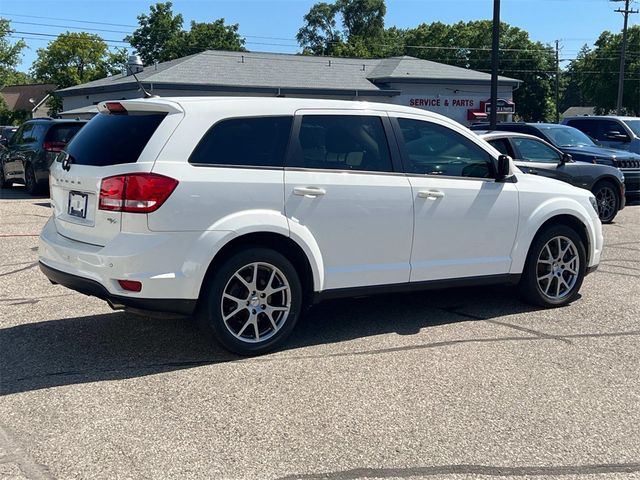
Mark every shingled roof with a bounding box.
[0,84,56,111]
[56,50,520,98]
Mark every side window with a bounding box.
[512,138,561,163]
[22,124,46,143]
[11,124,31,145]
[487,138,513,156]
[189,116,293,167]
[566,119,597,140]
[397,118,493,178]
[293,115,393,172]
[596,120,629,142]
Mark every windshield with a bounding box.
[542,126,596,148]
[622,119,640,137]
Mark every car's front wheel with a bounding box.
[519,225,587,307]
[199,248,302,355]
[592,180,620,224]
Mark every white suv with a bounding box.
[39,97,603,355]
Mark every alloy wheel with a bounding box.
[536,236,580,301]
[220,262,291,343]
[595,185,616,222]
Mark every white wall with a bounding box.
[387,82,515,126]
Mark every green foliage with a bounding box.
[30,32,127,114]
[564,26,639,115]
[125,2,184,64]
[31,32,125,88]
[126,2,245,65]
[405,20,556,122]
[0,18,27,86]
[297,0,387,57]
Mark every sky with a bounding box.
[2,0,639,74]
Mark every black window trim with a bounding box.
[284,113,401,174]
[390,116,499,181]
[188,114,295,170]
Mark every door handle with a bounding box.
[293,186,326,198]
[417,190,445,199]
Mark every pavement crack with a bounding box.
[277,462,640,479]
[486,319,572,344]
[0,262,38,277]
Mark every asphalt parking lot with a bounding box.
[1,187,639,480]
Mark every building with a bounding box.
[0,83,56,119]
[57,51,520,126]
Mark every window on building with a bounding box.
[398,118,493,178]
[292,115,393,172]
[189,116,293,167]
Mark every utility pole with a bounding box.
[555,40,560,123]
[612,0,638,115]
[489,0,500,129]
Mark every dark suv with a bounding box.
[470,122,640,201]
[0,118,86,195]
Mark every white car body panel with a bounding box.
[38,96,602,311]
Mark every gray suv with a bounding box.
[562,116,640,155]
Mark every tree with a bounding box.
[565,27,640,116]
[297,0,387,57]
[404,21,556,121]
[166,20,245,58]
[126,2,245,64]
[31,32,127,114]
[126,2,184,65]
[0,18,27,86]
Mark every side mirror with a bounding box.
[496,154,511,181]
[559,153,572,165]
[604,131,629,142]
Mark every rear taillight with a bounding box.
[43,141,65,152]
[99,173,178,213]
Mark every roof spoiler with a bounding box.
[97,99,184,115]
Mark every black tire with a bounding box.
[0,163,12,189]
[198,247,302,355]
[25,164,41,196]
[519,224,587,308]
[592,180,619,224]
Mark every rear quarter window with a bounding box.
[189,116,293,167]
[65,113,166,166]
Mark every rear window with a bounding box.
[45,123,84,144]
[65,113,166,166]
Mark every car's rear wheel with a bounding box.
[592,180,619,223]
[0,164,13,189]
[25,164,41,196]
[519,225,586,307]
[199,248,302,355]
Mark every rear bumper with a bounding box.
[40,262,196,315]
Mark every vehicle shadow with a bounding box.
[1,285,537,395]
[0,186,49,201]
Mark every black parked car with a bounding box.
[478,131,626,223]
[470,122,640,202]
[0,126,18,146]
[0,118,86,195]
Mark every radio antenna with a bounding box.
[127,64,156,99]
